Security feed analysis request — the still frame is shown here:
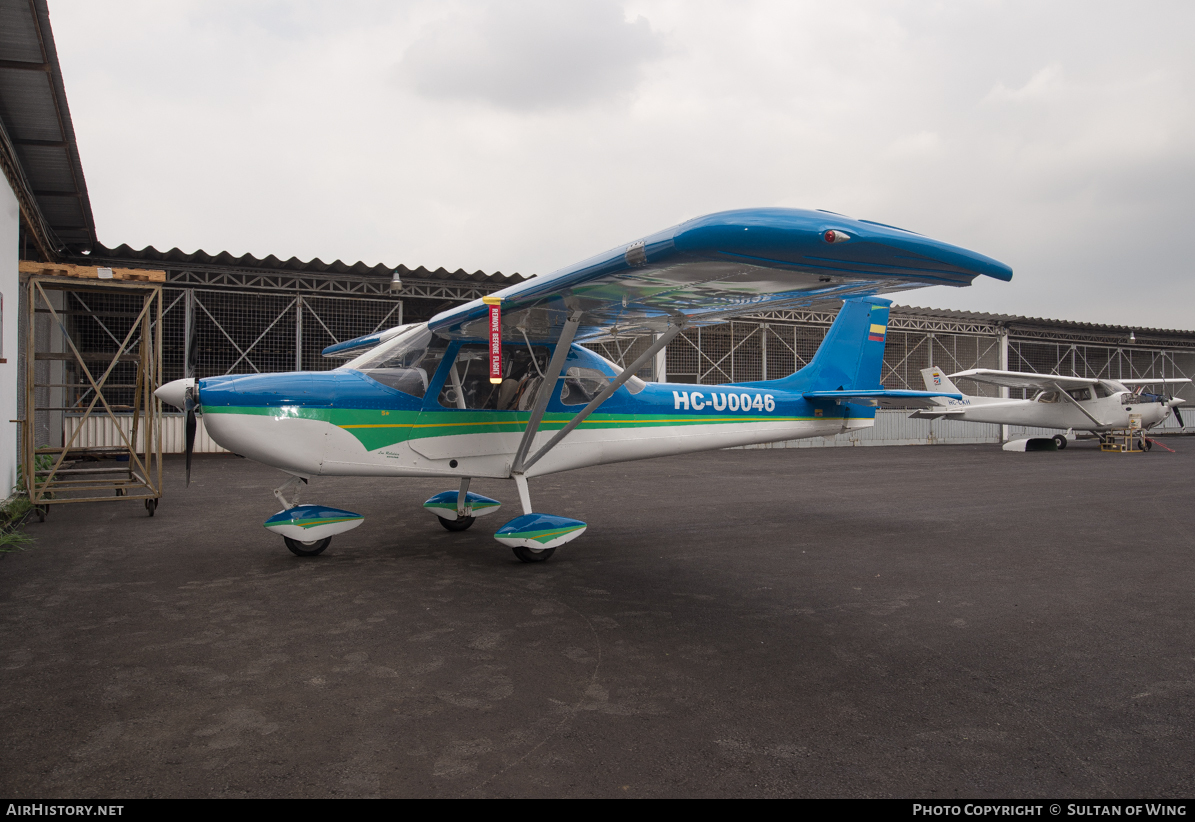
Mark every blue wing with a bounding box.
[428,208,1012,343]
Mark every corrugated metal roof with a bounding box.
[82,242,528,284]
[894,304,1195,339]
[0,0,97,256]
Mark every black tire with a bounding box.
[1053,434,1068,450]
[438,515,476,532]
[511,545,555,563]
[1140,438,1152,451]
[145,498,157,517]
[284,536,331,557]
[34,505,46,522]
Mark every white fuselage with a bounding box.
[931,391,1171,431]
[201,383,872,481]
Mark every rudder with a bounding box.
[767,297,891,392]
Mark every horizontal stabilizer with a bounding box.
[803,389,962,408]
[908,407,968,419]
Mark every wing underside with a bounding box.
[803,389,964,409]
[429,208,1013,343]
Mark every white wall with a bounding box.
[0,179,18,497]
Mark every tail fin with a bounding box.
[769,297,891,392]
[920,367,962,406]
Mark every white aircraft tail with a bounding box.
[919,367,1008,408]
[920,367,963,405]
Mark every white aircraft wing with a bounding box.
[948,369,1098,391]
[426,208,1013,343]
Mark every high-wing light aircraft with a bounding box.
[156,208,1012,561]
[914,367,1188,449]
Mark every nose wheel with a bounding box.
[284,536,332,556]
[511,545,555,563]
[438,515,476,532]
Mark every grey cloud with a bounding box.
[396,0,662,111]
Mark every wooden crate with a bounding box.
[19,261,166,283]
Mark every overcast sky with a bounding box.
[50,0,1195,329]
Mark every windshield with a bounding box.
[347,325,448,398]
[343,324,422,370]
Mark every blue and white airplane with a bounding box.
[156,208,1012,562]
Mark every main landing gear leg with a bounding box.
[506,474,555,563]
[438,477,477,532]
[514,474,532,517]
[273,474,306,510]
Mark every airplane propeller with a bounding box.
[153,376,199,485]
[183,312,198,485]
[184,384,198,486]
[1168,397,1185,428]
[1141,381,1186,429]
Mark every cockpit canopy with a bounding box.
[345,325,445,397]
[344,323,647,403]
[1031,380,1165,404]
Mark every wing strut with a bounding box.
[517,323,684,475]
[1052,381,1104,427]
[510,311,584,475]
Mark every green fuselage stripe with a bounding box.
[207,406,825,452]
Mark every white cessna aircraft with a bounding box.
[914,367,1188,449]
[156,208,1011,561]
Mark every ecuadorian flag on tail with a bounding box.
[868,315,887,343]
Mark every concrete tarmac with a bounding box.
[2,441,1193,798]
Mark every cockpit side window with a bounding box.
[1093,383,1112,398]
[438,343,551,410]
[584,350,648,394]
[1066,387,1092,402]
[1036,390,1061,404]
[349,326,448,398]
[560,367,610,406]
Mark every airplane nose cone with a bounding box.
[156,377,195,410]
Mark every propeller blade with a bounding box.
[184,389,197,487]
[1173,405,1184,429]
[185,297,197,380]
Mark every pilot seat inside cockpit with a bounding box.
[438,344,551,411]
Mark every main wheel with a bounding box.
[1052,434,1068,450]
[145,498,157,517]
[1139,438,1152,451]
[284,536,331,556]
[511,545,555,563]
[438,515,476,532]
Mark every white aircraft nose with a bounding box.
[156,377,195,410]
